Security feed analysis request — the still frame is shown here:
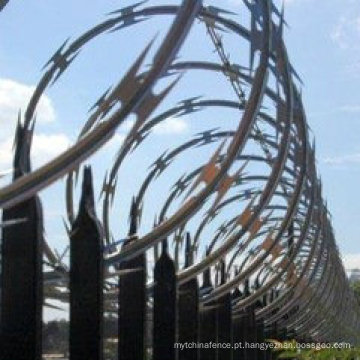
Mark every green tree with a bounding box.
[351,280,360,305]
[43,319,69,354]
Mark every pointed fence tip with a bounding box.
[79,165,95,213]
[128,196,139,236]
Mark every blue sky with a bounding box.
[279,0,360,268]
[0,0,360,317]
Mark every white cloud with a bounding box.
[0,77,188,173]
[0,78,55,131]
[343,253,360,270]
[120,119,135,131]
[331,15,360,49]
[98,117,188,158]
[331,16,349,49]
[115,117,188,137]
[32,134,71,166]
[323,153,360,165]
[0,77,71,171]
[153,117,189,135]
[0,77,58,166]
[0,133,71,169]
[120,117,188,136]
[103,132,126,151]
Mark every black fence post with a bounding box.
[278,327,288,342]
[243,279,258,360]
[177,233,199,360]
[118,198,147,360]
[199,260,217,360]
[263,295,277,360]
[69,166,104,360]
[232,286,244,360]
[256,313,266,360]
[216,261,232,360]
[1,121,43,360]
[254,284,267,360]
[153,238,176,360]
